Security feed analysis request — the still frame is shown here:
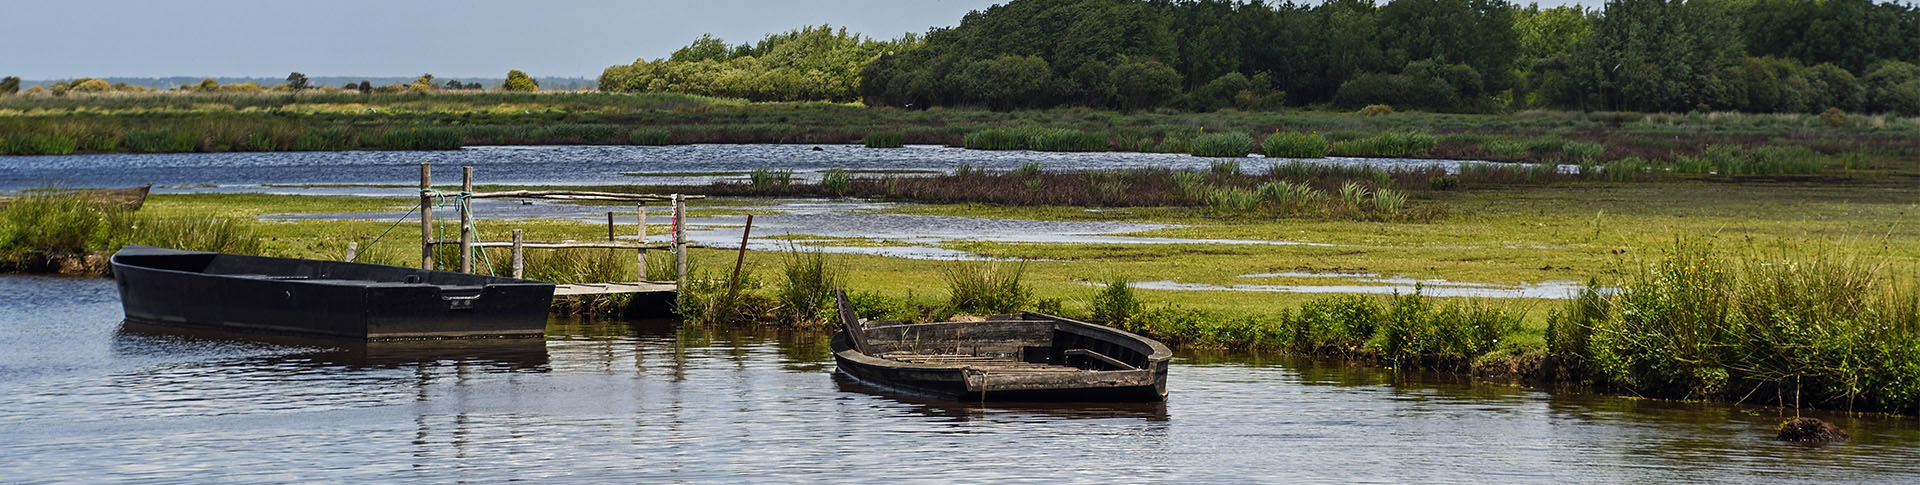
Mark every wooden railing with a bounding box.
[417,162,703,282]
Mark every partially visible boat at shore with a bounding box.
[830,291,1172,402]
[111,245,555,340]
[0,184,151,211]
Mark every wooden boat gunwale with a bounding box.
[829,290,1172,402]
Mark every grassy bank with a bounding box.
[3,92,1917,176]
[8,173,1916,414]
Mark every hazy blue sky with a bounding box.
[6,0,1002,79]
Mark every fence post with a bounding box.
[511,229,525,279]
[636,202,648,281]
[673,194,688,285]
[459,166,474,273]
[419,163,433,270]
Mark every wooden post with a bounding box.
[636,202,648,281]
[459,166,474,273]
[419,163,433,270]
[673,194,688,285]
[728,214,754,296]
[510,229,525,279]
[345,242,358,262]
[606,210,617,263]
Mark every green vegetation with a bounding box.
[600,25,921,102]
[1189,132,1253,157]
[503,70,539,92]
[1262,132,1330,158]
[862,131,904,148]
[850,0,1920,114]
[1546,243,1919,414]
[962,127,1109,152]
[939,260,1031,314]
[0,192,263,272]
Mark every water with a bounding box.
[4,276,1916,482]
[0,144,1485,191]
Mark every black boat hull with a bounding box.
[830,313,1172,403]
[112,245,555,340]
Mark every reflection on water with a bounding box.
[2,276,1917,482]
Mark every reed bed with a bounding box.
[1262,132,1330,158]
[1546,242,1919,414]
[1,192,262,273]
[1190,132,1253,157]
[862,131,905,148]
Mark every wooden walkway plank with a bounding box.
[552,281,678,296]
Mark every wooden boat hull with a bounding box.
[831,310,1172,403]
[111,245,555,340]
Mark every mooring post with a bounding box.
[673,194,688,285]
[345,242,358,262]
[728,214,754,296]
[510,229,525,279]
[419,162,433,270]
[459,166,474,274]
[636,202,648,281]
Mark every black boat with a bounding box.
[830,291,1172,402]
[110,245,555,340]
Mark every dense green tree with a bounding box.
[957,55,1053,110]
[1572,0,1744,112]
[1514,4,1593,62]
[1864,60,1920,114]
[286,72,309,91]
[1377,0,1521,91]
[357,80,372,94]
[504,70,539,91]
[1112,58,1181,110]
[1804,62,1864,111]
[0,76,18,96]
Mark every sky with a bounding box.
[3,0,1003,80]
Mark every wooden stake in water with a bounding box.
[728,214,755,296]
[419,163,433,270]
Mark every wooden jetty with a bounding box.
[410,163,700,299]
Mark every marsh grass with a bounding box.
[863,131,905,148]
[1190,132,1253,157]
[1330,131,1436,157]
[1262,132,1330,158]
[776,243,841,325]
[1090,276,1142,326]
[1546,242,1920,413]
[1,192,263,272]
[629,128,672,145]
[940,259,1030,314]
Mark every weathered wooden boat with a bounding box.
[830,291,1172,402]
[0,184,151,211]
[111,245,556,340]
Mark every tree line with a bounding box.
[0,71,545,96]
[604,0,1920,115]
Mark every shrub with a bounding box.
[1262,132,1329,158]
[1358,104,1395,116]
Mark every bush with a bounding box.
[1358,104,1395,116]
[1262,132,1329,158]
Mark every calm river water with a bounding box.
[0,144,1485,191]
[3,276,1916,482]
